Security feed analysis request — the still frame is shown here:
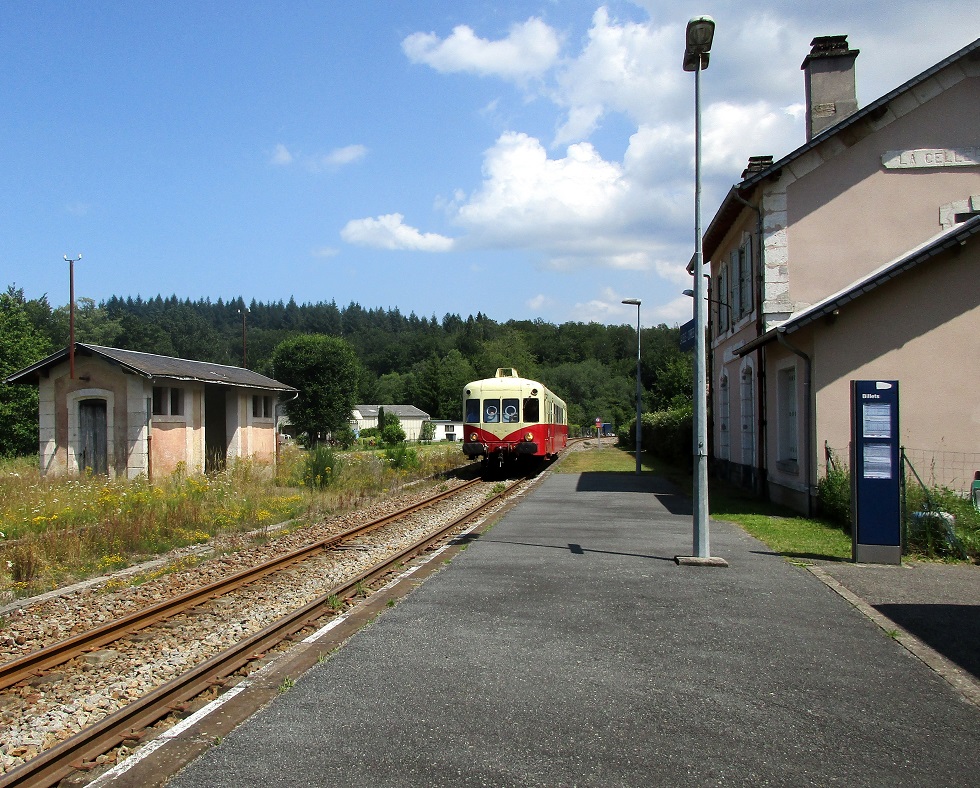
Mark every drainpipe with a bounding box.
[732,188,768,495]
[776,328,813,517]
[145,396,153,482]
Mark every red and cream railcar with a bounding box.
[462,368,568,470]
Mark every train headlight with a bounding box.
[524,432,534,442]
[470,432,479,442]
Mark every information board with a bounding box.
[850,380,901,564]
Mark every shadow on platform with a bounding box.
[574,472,692,515]
[875,603,980,681]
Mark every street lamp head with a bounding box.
[683,15,715,71]
[622,298,641,306]
[64,253,82,263]
[682,289,694,298]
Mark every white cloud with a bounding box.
[402,17,560,80]
[311,246,339,258]
[448,129,693,280]
[341,213,455,252]
[651,295,696,326]
[552,7,685,145]
[271,143,293,166]
[320,144,368,167]
[272,143,367,171]
[526,294,549,311]
[66,202,91,217]
[456,132,628,242]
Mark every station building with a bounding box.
[703,36,980,514]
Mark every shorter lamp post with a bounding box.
[622,299,642,474]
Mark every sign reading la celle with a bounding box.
[882,146,978,169]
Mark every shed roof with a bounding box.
[5,343,297,392]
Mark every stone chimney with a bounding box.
[742,155,774,181]
[801,35,859,141]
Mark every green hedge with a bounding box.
[619,405,693,467]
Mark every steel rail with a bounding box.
[0,478,481,692]
[0,478,517,788]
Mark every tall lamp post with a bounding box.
[64,254,82,379]
[679,16,725,566]
[622,299,642,474]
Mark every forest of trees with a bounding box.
[0,285,693,455]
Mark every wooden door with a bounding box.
[79,399,108,475]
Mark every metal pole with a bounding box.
[240,308,247,368]
[64,254,82,379]
[623,298,642,474]
[634,306,642,474]
[693,60,710,558]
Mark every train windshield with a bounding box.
[466,395,541,424]
[483,399,500,422]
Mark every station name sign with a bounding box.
[882,146,978,169]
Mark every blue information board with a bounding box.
[850,380,901,564]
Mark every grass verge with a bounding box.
[559,443,852,561]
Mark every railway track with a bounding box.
[0,476,527,788]
[0,478,483,692]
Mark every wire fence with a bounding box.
[824,445,979,495]
[823,443,979,558]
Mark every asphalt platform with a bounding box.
[164,469,980,787]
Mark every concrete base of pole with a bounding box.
[674,555,729,567]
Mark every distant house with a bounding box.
[702,36,980,514]
[5,343,297,479]
[430,419,464,442]
[351,405,430,441]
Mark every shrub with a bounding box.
[617,407,692,464]
[381,422,406,445]
[817,461,851,530]
[384,444,419,471]
[303,445,341,489]
[904,483,976,559]
[332,424,357,449]
[645,405,693,466]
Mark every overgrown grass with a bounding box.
[0,443,465,600]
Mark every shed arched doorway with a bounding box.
[79,399,108,475]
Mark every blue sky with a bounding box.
[2,2,977,329]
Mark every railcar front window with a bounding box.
[523,397,539,423]
[484,399,500,423]
[502,398,519,423]
[465,399,480,423]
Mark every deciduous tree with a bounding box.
[271,334,359,446]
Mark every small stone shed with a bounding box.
[5,343,297,480]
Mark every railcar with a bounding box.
[462,368,568,472]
